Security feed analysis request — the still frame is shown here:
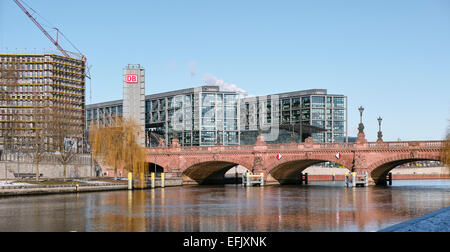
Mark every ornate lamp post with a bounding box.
[377,116,383,142]
[355,106,368,144]
[358,106,365,134]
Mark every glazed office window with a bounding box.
[301,109,310,120]
[202,106,215,118]
[333,97,345,108]
[216,94,223,107]
[145,101,151,112]
[167,97,173,109]
[326,109,332,120]
[87,110,92,120]
[265,100,272,113]
[151,100,158,111]
[326,97,332,108]
[292,98,300,109]
[311,108,325,120]
[334,132,345,142]
[334,121,345,132]
[312,96,325,108]
[224,119,237,131]
[282,99,290,111]
[326,121,332,130]
[312,133,325,143]
[292,110,301,122]
[224,94,237,106]
[201,131,216,144]
[312,120,325,128]
[159,99,166,111]
[174,96,183,109]
[224,106,237,119]
[334,109,345,120]
[282,111,290,123]
[184,95,191,106]
[184,108,192,120]
[302,97,310,108]
[152,112,158,122]
[202,93,215,106]
[184,132,192,144]
[192,131,200,144]
[224,131,238,144]
[202,118,215,130]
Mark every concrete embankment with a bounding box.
[379,206,450,232]
[0,177,183,197]
[0,182,128,197]
[302,166,450,181]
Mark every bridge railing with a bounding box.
[146,140,444,153]
[368,141,444,148]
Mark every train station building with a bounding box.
[86,65,348,147]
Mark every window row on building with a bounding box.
[86,86,348,147]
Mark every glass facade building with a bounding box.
[86,86,347,147]
[86,86,240,147]
[240,89,347,144]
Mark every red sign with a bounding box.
[125,74,138,83]
[276,153,282,160]
[336,153,342,159]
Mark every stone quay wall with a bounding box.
[0,154,94,180]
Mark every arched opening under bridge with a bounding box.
[182,161,252,185]
[268,159,349,185]
[370,158,443,186]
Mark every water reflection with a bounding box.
[0,180,450,232]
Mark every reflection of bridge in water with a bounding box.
[147,133,444,186]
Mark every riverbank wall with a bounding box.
[302,166,450,181]
[0,183,128,197]
[0,154,94,180]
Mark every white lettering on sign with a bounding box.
[125,74,138,83]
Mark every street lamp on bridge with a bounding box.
[358,106,365,134]
[377,116,383,142]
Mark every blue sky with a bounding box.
[1,0,449,141]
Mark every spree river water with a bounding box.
[1,180,450,232]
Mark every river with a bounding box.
[1,180,450,232]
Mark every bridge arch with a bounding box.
[368,152,442,185]
[267,157,348,185]
[147,162,165,173]
[182,158,253,185]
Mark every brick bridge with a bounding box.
[146,133,444,186]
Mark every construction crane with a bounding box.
[12,0,91,79]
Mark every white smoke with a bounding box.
[188,61,197,77]
[201,74,248,97]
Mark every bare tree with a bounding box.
[48,101,83,181]
[0,65,19,159]
[28,87,52,181]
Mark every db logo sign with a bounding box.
[125,74,138,83]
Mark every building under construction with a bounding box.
[0,53,86,156]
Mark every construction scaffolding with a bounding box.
[0,53,86,158]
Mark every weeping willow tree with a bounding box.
[89,117,147,187]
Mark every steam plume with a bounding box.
[201,74,248,97]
